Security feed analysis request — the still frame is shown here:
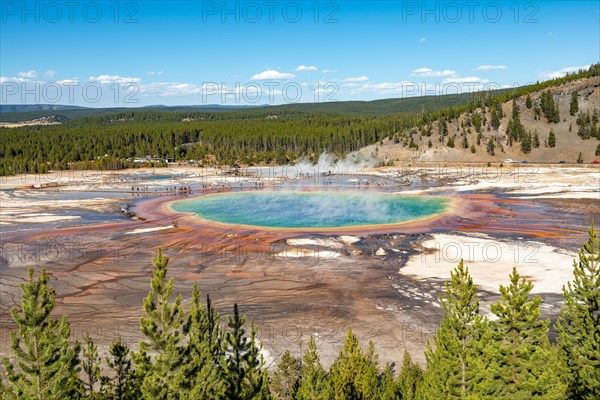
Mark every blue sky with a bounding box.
[1,1,598,106]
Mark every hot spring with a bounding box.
[170,191,450,229]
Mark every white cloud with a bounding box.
[18,70,37,78]
[322,69,336,74]
[410,68,456,78]
[539,65,591,80]
[352,81,433,96]
[343,75,369,82]
[251,70,295,80]
[419,37,427,43]
[56,79,79,85]
[347,78,505,96]
[138,81,282,99]
[89,75,142,84]
[444,76,489,84]
[295,65,317,71]
[43,70,56,78]
[474,65,508,71]
[354,81,416,94]
[146,71,164,76]
[139,81,202,96]
[0,76,31,83]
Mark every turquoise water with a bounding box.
[171,191,449,229]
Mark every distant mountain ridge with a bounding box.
[0,104,87,113]
[0,104,271,122]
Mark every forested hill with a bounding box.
[0,88,508,123]
[0,64,598,175]
[260,91,508,115]
[0,104,264,123]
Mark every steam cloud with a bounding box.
[293,152,382,175]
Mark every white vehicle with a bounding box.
[503,159,517,164]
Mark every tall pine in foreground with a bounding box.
[222,304,269,399]
[556,222,600,399]
[296,336,329,400]
[81,335,102,399]
[422,260,487,399]
[133,248,186,400]
[269,349,300,399]
[483,268,565,399]
[102,337,139,400]
[379,363,399,400]
[328,330,380,399]
[396,349,423,399]
[177,283,225,399]
[2,268,82,400]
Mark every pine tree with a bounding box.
[296,336,329,400]
[447,136,455,148]
[328,330,380,399]
[222,304,266,399]
[2,268,82,400]
[438,118,448,140]
[507,99,527,146]
[270,350,300,399]
[526,94,532,109]
[507,119,514,146]
[533,131,540,148]
[396,350,423,399]
[541,90,560,123]
[472,111,482,132]
[491,104,501,129]
[577,110,593,139]
[570,90,579,116]
[548,130,556,147]
[487,138,495,155]
[470,144,476,154]
[596,143,600,156]
[81,335,102,399]
[577,152,584,164]
[521,131,532,154]
[177,284,225,399]
[483,268,566,399]
[556,222,600,399]
[102,337,139,400]
[512,98,520,119]
[462,134,469,149]
[360,341,381,398]
[422,260,487,399]
[329,330,361,400]
[133,248,185,399]
[379,363,399,400]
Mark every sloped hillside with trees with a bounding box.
[368,65,600,164]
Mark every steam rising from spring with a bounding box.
[248,152,383,182]
[293,152,382,175]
